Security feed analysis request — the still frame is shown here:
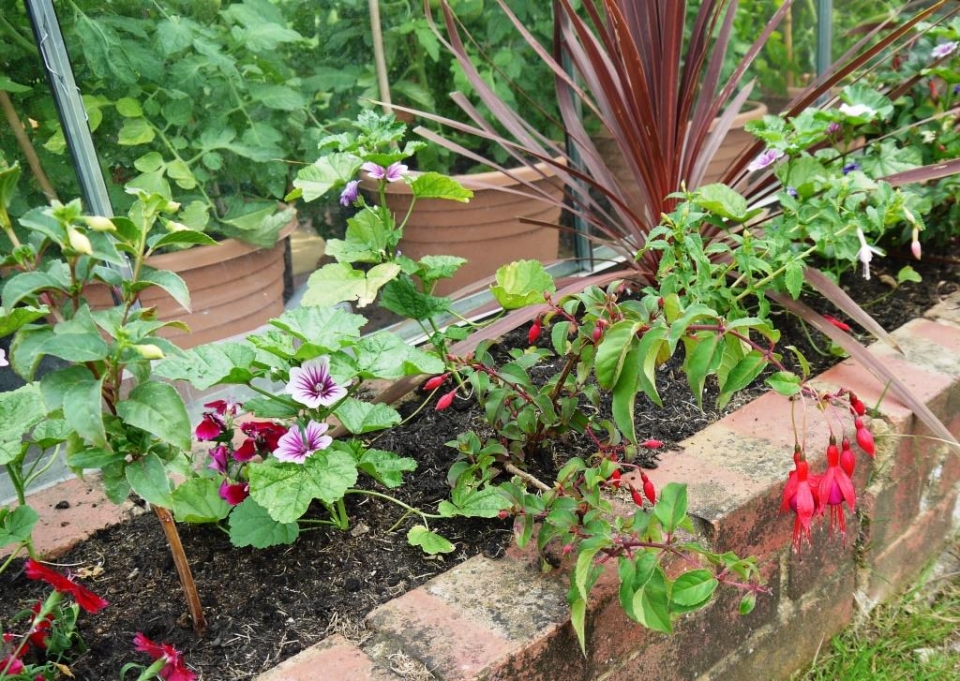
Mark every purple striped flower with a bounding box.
[747,148,784,172]
[273,421,333,464]
[361,161,408,182]
[339,180,360,206]
[287,356,348,409]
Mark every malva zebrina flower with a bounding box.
[286,356,348,409]
[273,421,333,464]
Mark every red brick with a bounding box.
[256,634,399,681]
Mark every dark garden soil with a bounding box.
[1,246,958,681]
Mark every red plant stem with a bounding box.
[152,505,206,636]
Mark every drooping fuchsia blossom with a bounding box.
[339,179,360,206]
[219,481,250,506]
[746,148,784,172]
[855,227,883,281]
[855,417,876,457]
[435,389,457,411]
[273,421,333,464]
[287,356,348,409]
[133,632,196,681]
[361,161,408,182]
[818,439,857,539]
[781,448,820,553]
[24,559,108,614]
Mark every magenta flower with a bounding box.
[203,399,239,416]
[746,148,784,172]
[194,413,223,441]
[208,445,229,474]
[24,559,109,614]
[361,161,408,182]
[286,356,348,409]
[339,180,360,206]
[273,421,332,464]
[219,481,250,506]
[133,632,196,681]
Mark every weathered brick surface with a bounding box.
[256,634,400,681]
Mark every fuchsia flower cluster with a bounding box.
[781,391,876,553]
[194,357,348,504]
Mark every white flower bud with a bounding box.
[67,227,93,255]
[84,215,116,232]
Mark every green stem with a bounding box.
[0,15,37,55]
[335,497,349,530]
[344,489,444,522]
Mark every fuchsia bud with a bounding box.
[608,469,622,489]
[840,438,856,477]
[849,392,866,417]
[629,485,645,507]
[498,510,510,519]
[640,439,663,449]
[435,389,457,411]
[823,315,852,332]
[562,543,574,556]
[855,417,876,457]
[423,373,449,391]
[593,325,603,343]
[641,472,657,505]
[528,318,542,344]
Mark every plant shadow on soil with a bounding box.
[1,248,958,680]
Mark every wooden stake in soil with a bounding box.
[152,505,207,636]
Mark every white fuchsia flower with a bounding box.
[931,41,958,60]
[273,421,333,464]
[747,148,784,172]
[286,356,348,409]
[855,228,884,280]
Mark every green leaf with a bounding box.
[229,498,300,548]
[292,153,361,202]
[0,383,45,465]
[248,449,358,524]
[135,267,192,312]
[717,350,767,409]
[671,570,719,611]
[335,400,401,434]
[125,453,174,508]
[155,342,257,390]
[575,548,600,601]
[358,449,417,488]
[766,371,802,396]
[490,260,556,309]
[302,262,401,308]
[39,332,110,363]
[271,305,366,347]
[611,344,642,445]
[685,333,721,408]
[438,485,511,518]
[410,172,472,201]
[352,333,444,379]
[0,76,30,94]
[897,265,921,284]
[407,525,455,554]
[695,184,750,222]
[418,255,466,284]
[118,117,156,146]
[380,277,450,321]
[115,97,143,117]
[570,598,588,656]
[116,381,192,451]
[629,553,672,633]
[172,478,232,523]
[0,505,39,548]
[654,483,688,535]
[60,371,106,447]
[783,260,804,299]
[2,271,64,309]
[147,230,218,252]
[595,321,641,389]
[0,305,48,337]
[67,447,124,471]
[739,592,757,615]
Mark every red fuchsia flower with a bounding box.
[780,450,821,553]
[823,315,852,332]
[24,559,108,614]
[435,389,457,411]
[641,472,656,505]
[528,318,542,345]
[629,484,645,507]
[840,438,856,477]
[608,469,622,490]
[361,161,408,183]
[423,373,448,391]
[640,439,663,449]
[273,421,333,464]
[194,413,224,441]
[133,632,196,681]
[286,356,348,409]
[218,481,250,506]
[849,392,866,417]
[854,417,876,457]
[819,439,857,539]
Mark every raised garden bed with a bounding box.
[2,253,959,680]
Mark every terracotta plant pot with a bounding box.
[375,161,564,296]
[87,218,296,349]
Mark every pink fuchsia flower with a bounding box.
[339,180,360,206]
[286,357,348,409]
[361,161,408,182]
[931,41,958,60]
[818,440,857,539]
[273,421,333,464]
[219,481,250,506]
[780,450,821,553]
[194,413,223,441]
[747,148,784,172]
[24,559,108,614]
[911,227,922,260]
[855,227,883,281]
[133,632,196,681]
